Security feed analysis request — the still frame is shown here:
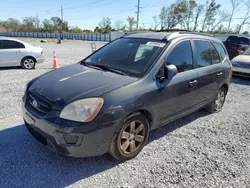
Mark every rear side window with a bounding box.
[194,40,213,68]
[1,40,25,49]
[239,37,249,45]
[210,43,221,64]
[213,43,227,60]
[166,40,193,73]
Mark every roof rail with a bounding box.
[178,31,214,37]
[120,32,139,38]
[156,29,191,32]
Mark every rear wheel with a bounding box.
[109,113,149,161]
[205,87,226,113]
[21,57,36,69]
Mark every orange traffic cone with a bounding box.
[53,51,59,69]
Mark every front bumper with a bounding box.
[22,101,119,158]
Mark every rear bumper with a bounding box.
[36,56,45,64]
[22,101,119,158]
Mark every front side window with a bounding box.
[84,38,166,77]
[1,40,25,49]
[194,40,213,68]
[166,40,193,73]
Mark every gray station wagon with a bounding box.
[22,31,232,161]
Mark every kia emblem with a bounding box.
[32,100,38,108]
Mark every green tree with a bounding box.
[127,16,136,31]
[159,6,167,29]
[2,18,21,32]
[201,0,221,32]
[42,19,56,32]
[69,26,83,33]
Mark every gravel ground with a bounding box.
[0,40,250,188]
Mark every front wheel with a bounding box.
[21,57,36,70]
[205,87,226,113]
[109,113,149,161]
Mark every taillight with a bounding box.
[237,45,243,51]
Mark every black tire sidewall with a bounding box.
[109,114,149,161]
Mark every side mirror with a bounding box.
[239,50,244,55]
[164,64,178,80]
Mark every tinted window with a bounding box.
[213,43,227,60]
[1,40,25,49]
[166,40,193,73]
[226,36,239,43]
[85,38,165,77]
[194,40,212,68]
[210,43,221,64]
[239,37,249,45]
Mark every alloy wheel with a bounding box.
[215,90,225,111]
[23,59,35,69]
[119,120,146,155]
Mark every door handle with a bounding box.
[189,80,197,88]
[16,50,21,53]
[217,72,223,77]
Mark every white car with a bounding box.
[231,47,250,78]
[0,37,45,69]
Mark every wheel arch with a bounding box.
[21,56,37,64]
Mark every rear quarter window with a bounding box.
[213,43,227,60]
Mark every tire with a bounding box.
[109,113,149,161]
[21,57,36,70]
[205,87,227,113]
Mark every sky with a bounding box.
[0,0,250,31]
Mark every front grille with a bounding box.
[26,92,52,117]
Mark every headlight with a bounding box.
[60,98,104,122]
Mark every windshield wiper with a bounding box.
[87,63,127,76]
[80,61,103,71]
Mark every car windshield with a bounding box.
[84,38,166,77]
[243,48,250,55]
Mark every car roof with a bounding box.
[122,31,222,43]
[0,36,24,43]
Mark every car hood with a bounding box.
[28,64,137,107]
[232,55,250,63]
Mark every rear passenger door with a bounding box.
[193,40,225,105]
[0,40,25,67]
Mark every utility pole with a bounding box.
[136,0,142,30]
[61,5,64,23]
[36,13,39,29]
